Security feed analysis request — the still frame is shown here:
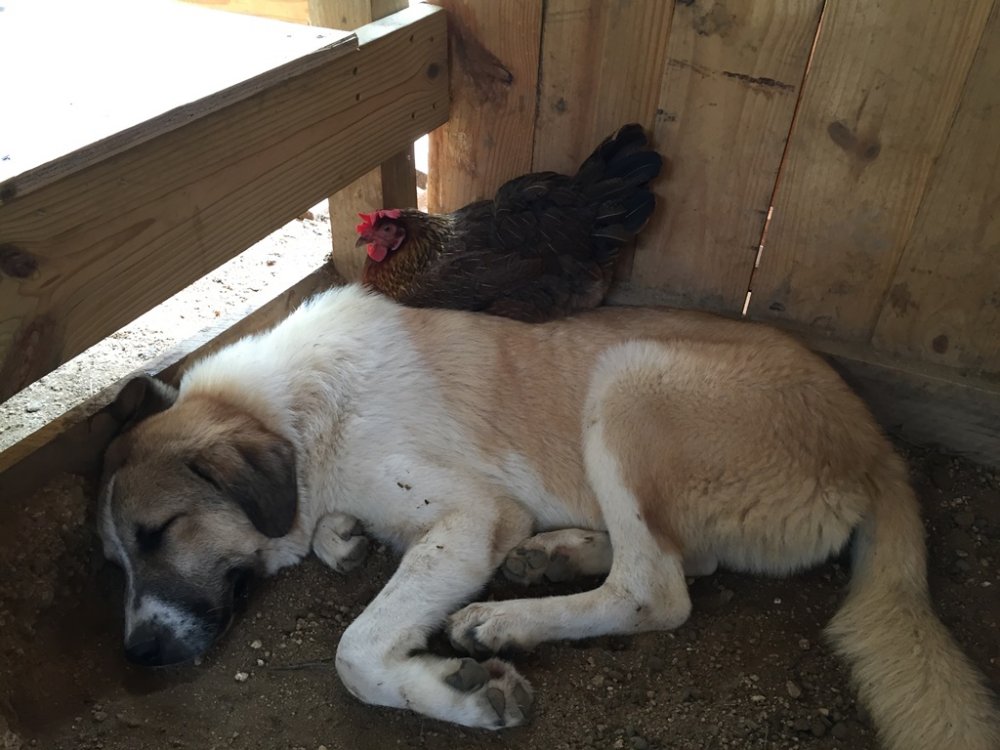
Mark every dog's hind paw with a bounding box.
[502,529,612,585]
[312,512,369,573]
[503,547,571,585]
[442,657,533,728]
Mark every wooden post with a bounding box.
[310,0,419,282]
[425,0,545,212]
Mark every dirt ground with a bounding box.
[0,444,997,750]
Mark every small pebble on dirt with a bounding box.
[955,511,976,528]
[234,671,249,683]
[24,402,41,413]
[786,680,802,699]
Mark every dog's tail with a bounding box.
[826,456,999,750]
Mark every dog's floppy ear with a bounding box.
[190,430,298,538]
[103,375,179,477]
[110,374,178,432]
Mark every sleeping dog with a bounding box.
[99,284,999,750]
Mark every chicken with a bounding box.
[355,123,663,322]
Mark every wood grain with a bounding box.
[0,265,343,498]
[871,5,1000,378]
[426,0,544,212]
[621,0,823,315]
[530,0,674,175]
[747,0,994,340]
[313,0,419,283]
[0,5,447,401]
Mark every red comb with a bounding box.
[355,209,403,235]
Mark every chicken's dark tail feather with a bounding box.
[574,123,663,261]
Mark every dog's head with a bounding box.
[98,375,298,666]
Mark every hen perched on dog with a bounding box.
[356,123,663,322]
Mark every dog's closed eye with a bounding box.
[135,514,183,554]
[186,460,222,491]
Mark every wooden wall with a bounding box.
[424,0,1000,461]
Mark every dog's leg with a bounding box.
[449,361,692,654]
[312,512,369,573]
[335,501,535,729]
[449,519,689,653]
[502,529,612,585]
[502,529,716,586]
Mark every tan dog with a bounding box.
[99,284,999,750]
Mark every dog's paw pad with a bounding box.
[443,657,532,728]
[444,658,489,692]
[503,546,571,585]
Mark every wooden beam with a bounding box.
[426,0,545,212]
[0,0,352,188]
[312,0,419,283]
[0,265,343,499]
[0,4,447,401]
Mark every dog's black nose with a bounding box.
[124,624,194,666]
[124,625,164,666]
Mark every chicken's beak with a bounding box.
[355,234,370,247]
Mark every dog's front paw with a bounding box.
[442,657,533,728]
[312,512,369,573]
[448,603,535,655]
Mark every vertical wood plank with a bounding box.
[531,0,673,284]
[747,0,993,339]
[619,0,823,314]
[531,0,674,175]
[872,4,1000,377]
[311,0,419,282]
[426,0,544,212]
